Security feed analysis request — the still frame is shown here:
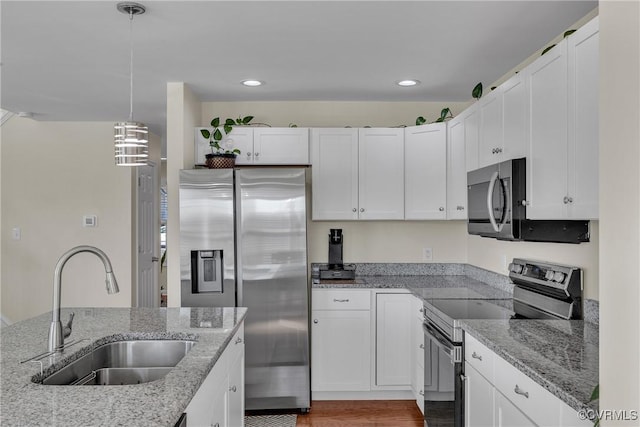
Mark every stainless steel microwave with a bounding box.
[467,158,590,243]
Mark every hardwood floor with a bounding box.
[296,400,423,427]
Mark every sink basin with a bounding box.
[40,340,196,385]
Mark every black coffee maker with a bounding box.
[320,228,356,280]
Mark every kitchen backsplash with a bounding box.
[310,262,599,325]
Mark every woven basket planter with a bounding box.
[205,154,236,169]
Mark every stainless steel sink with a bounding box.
[41,340,196,385]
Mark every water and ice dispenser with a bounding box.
[190,250,223,293]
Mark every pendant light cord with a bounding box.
[129,9,134,122]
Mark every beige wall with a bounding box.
[309,221,468,264]
[0,119,137,322]
[599,1,640,423]
[166,83,202,307]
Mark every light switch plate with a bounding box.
[83,215,98,227]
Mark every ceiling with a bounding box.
[1,1,597,143]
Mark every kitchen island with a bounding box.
[0,307,246,427]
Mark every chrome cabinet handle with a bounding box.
[471,352,482,361]
[419,344,425,349]
[360,208,364,212]
[491,148,496,154]
[235,337,243,344]
[246,152,252,157]
[563,196,569,204]
[255,152,260,157]
[514,384,529,398]
[419,390,424,396]
[333,299,349,303]
[439,207,445,211]
[496,148,503,153]
[419,308,424,313]
[213,423,220,427]
[313,319,318,324]
[229,385,237,392]
[352,208,357,212]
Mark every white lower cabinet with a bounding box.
[465,333,591,427]
[311,289,371,391]
[375,293,412,386]
[411,295,425,414]
[185,323,245,427]
[465,364,495,427]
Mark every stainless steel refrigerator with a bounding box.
[179,168,310,412]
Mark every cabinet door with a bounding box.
[567,17,599,219]
[502,72,529,163]
[227,352,245,427]
[228,127,255,165]
[311,128,359,220]
[404,124,447,219]
[465,363,495,427]
[447,116,468,219]
[527,40,569,219]
[311,309,371,391]
[376,293,412,386]
[186,350,229,427]
[464,105,480,172]
[252,128,309,164]
[358,128,405,219]
[478,89,504,168]
[495,392,537,427]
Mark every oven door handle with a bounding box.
[487,171,507,232]
[423,321,457,360]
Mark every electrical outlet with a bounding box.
[423,247,433,262]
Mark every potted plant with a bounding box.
[200,115,254,168]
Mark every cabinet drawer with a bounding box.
[494,353,561,427]
[464,333,494,381]
[312,289,371,310]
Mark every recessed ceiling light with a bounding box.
[397,79,420,87]
[242,80,263,87]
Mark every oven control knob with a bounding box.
[553,271,566,283]
[509,263,523,274]
[545,270,555,281]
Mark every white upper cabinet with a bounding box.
[501,71,529,164]
[527,39,570,219]
[226,127,255,165]
[404,123,447,220]
[446,116,467,219]
[567,16,599,220]
[358,128,405,220]
[478,87,505,168]
[194,127,309,166]
[252,127,310,164]
[463,104,480,172]
[527,16,599,220]
[311,128,359,220]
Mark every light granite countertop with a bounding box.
[0,307,246,427]
[461,318,599,413]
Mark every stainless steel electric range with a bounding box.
[422,259,583,427]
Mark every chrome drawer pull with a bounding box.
[471,352,482,361]
[235,337,243,344]
[229,385,237,392]
[419,390,424,396]
[514,384,529,398]
[333,299,349,303]
[419,344,425,349]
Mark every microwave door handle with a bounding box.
[487,171,504,232]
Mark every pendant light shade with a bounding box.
[114,121,148,165]
[114,2,147,166]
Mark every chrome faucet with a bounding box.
[48,245,119,352]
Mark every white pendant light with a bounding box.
[114,2,148,166]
